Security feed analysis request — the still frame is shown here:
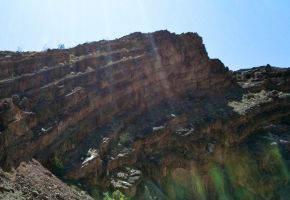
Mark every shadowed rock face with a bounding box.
[0,30,290,199]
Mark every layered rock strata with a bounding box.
[0,30,289,199]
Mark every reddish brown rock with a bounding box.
[0,30,289,199]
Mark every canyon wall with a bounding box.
[0,31,289,199]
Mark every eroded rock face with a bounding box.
[0,30,290,199]
[110,167,142,196]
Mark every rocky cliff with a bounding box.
[0,30,289,199]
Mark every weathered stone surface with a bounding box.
[0,159,93,200]
[110,167,142,196]
[0,30,289,199]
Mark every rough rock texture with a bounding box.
[0,160,93,200]
[0,30,290,199]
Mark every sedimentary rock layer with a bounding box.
[0,30,289,199]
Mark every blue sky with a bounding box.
[0,0,289,69]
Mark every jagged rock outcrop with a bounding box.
[0,30,289,199]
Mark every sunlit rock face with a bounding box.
[0,31,290,199]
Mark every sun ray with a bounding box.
[137,0,175,112]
